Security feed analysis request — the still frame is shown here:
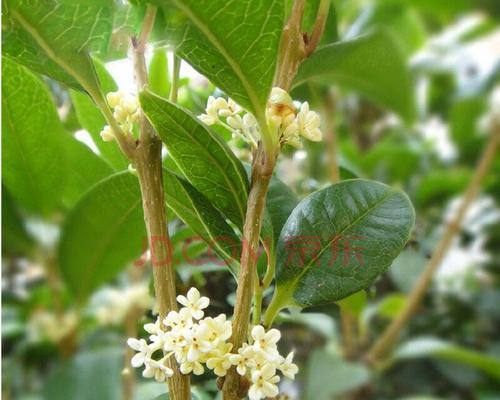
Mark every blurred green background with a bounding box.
[2,0,500,399]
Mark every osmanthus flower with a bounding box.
[100,90,140,142]
[127,287,299,399]
[176,287,209,320]
[198,87,323,149]
[249,364,281,400]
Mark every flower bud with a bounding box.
[100,125,114,142]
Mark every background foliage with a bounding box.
[2,0,500,399]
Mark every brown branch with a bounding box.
[131,5,191,399]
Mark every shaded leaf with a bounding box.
[272,179,414,308]
[60,134,114,207]
[59,173,145,300]
[140,91,249,228]
[149,48,170,98]
[294,31,416,122]
[2,188,34,256]
[163,168,241,275]
[43,348,123,400]
[2,58,66,215]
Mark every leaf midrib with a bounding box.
[284,189,397,295]
[171,0,265,119]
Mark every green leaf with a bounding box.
[149,48,170,98]
[2,188,34,256]
[337,290,367,317]
[59,172,146,301]
[140,91,249,228]
[394,337,500,380]
[306,349,370,400]
[43,348,123,400]
[2,58,66,215]
[266,176,299,241]
[163,168,241,275]
[272,179,414,308]
[294,31,416,122]
[169,0,284,116]
[70,59,128,170]
[3,0,114,94]
[60,134,114,208]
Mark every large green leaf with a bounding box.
[43,348,123,400]
[140,91,249,228]
[169,0,284,117]
[163,168,241,275]
[69,60,128,170]
[294,31,416,122]
[2,58,66,215]
[272,179,414,308]
[3,0,114,94]
[60,134,114,208]
[59,173,146,300]
[394,337,500,380]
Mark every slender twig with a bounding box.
[366,125,500,365]
[306,0,330,56]
[131,5,191,399]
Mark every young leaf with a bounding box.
[163,168,241,275]
[60,134,114,208]
[149,48,171,98]
[70,59,128,170]
[140,91,249,228]
[272,179,414,308]
[3,0,114,95]
[2,58,66,215]
[169,0,284,117]
[294,31,416,122]
[59,172,146,301]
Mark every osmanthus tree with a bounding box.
[5,0,498,399]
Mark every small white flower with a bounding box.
[248,364,280,400]
[206,343,233,376]
[268,87,294,109]
[100,125,114,142]
[279,352,299,379]
[297,102,322,142]
[127,338,150,368]
[180,360,204,375]
[230,343,255,376]
[176,288,209,320]
[251,325,281,358]
[143,358,173,382]
[106,90,124,108]
[164,308,193,329]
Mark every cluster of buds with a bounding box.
[100,91,140,142]
[93,283,153,326]
[127,287,298,400]
[198,87,322,148]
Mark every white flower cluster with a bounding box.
[128,287,298,400]
[94,283,153,326]
[199,87,322,148]
[27,309,77,343]
[100,90,140,142]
